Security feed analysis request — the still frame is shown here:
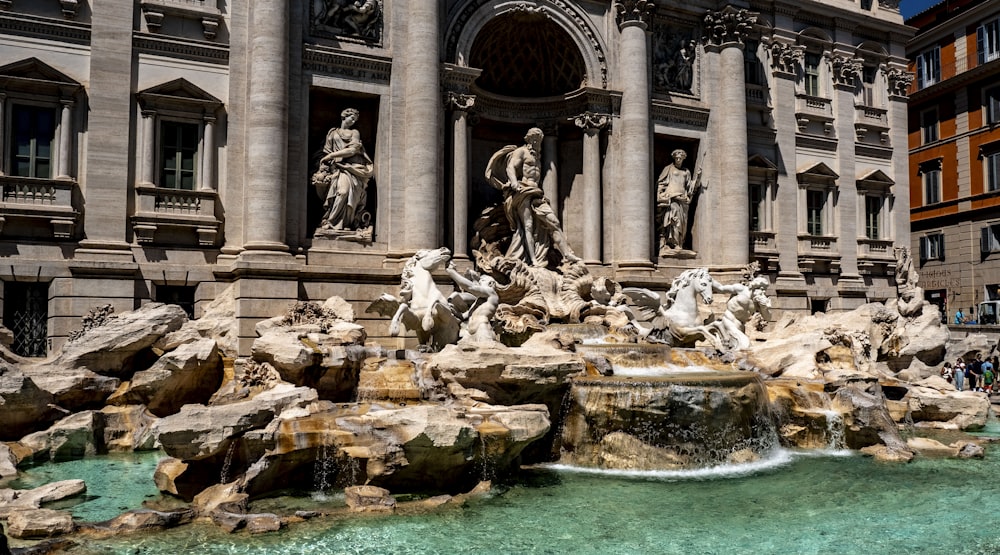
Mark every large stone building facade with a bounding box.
[0,0,912,356]
[906,0,1000,321]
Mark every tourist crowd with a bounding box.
[941,353,999,393]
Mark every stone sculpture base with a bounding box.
[314,226,373,243]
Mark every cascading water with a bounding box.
[820,409,846,449]
[220,441,237,484]
[313,442,336,497]
[559,342,780,470]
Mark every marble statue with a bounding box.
[486,127,580,268]
[623,268,741,350]
[312,108,374,238]
[367,248,463,351]
[893,246,924,318]
[712,275,772,350]
[656,149,703,254]
[445,262,500,344]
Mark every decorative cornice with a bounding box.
[572,111,611,130]
[444,91,475,112]
[614,0,655,31]
[302,45,392,85]
[703,6,758,48]
[133,33,229,65]
[0,11,89,44]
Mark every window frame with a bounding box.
[918,159,943,205]
[156,118,201,191]
[983,147,1000,193]
[981,224,1000,254]
[978,17,1000,66]
[915,46,941,89]
[804,51,823,97]
[8,102,56,179]
[986,85,1000,125]
[920,107,939,144]
[920,233,945,262]
[806,189,826,236]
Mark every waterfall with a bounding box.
[313,443,336,495]
[559,371,779,470]
[220,441,237,484]
[821,410,845,450]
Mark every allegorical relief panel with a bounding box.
[310,0,383,43]
[652,21,698,95]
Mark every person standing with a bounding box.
[982,357,995,393]
[968,354,983,392]
[954,358,966,391]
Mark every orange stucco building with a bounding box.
[907,0,1000,321]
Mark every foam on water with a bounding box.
[611,363,716,377]
[542,447,799,480]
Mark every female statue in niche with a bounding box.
[656,148,703,254]
[312,108,374,236]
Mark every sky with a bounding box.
[900,0,944,19]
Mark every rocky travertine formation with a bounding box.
[107,338,222,416]
[0,372,62,440]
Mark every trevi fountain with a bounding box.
[0,129,996,554]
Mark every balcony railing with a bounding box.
[0,176,78,238]
[133,185,220,245]
[797,234,840,273]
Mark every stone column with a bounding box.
[542,127,559,215]
[139,110,156,185]
[574,111,611,264]
[79,0,135,252]
[446,92,474,258]
[56,99,74,179]
[833,54,861,278]
[614,0,655,269]
[402,0,442,252]
[767,39,804,280]
[0,93,7,176]
[200,114,216,191]
[887,67,914,246]
[703,6,756,267]
[243,0,289,252]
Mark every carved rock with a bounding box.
[6,508,75,539]
[107,338,223,417]
[239,402,550,498]
[19,410,104,463]
[156,284,239,357]
[100,404,159,452]
[345,485,396,513]
[0,372,62,441]
[153,384,318,461]
[31,303,188,378]
[97,508,196,533]
[903,378,990,430]
[0,479,86,519]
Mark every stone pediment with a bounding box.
[797,161,839,184]
[0,57,81,96]
[857,169,893,184]
[857,168,894,193]
[138,78,222,112]
[748,154,777,170]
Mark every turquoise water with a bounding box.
[0,451,164,523]
[59,446,1000,555]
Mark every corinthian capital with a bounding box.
[444,91,476,112]
[614,0,655,31]
[767,40,804,74]
[885,67,914,98]
[831,55,863,86]
[703,6,758,47]
[572,111,612,131]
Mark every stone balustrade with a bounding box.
[0,176,78,238]
[133,185,220,245]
